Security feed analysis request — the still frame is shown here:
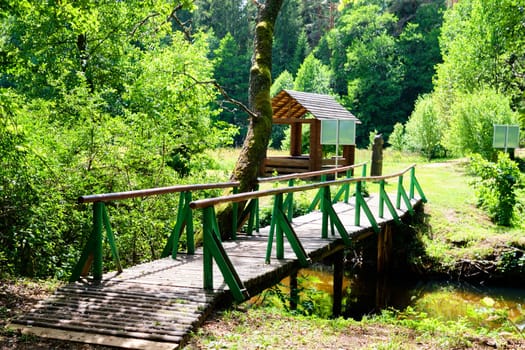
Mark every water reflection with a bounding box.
[287,266,525,329]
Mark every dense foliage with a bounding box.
[2,0,523,277]
[0,1,233,278]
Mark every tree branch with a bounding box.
[165,4,193,41]
[130,12,161,37]
[184,73,257,119]
[252,0,264,10]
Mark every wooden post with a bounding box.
[377,223,392,274]
[342,145,355,167]
[309,120,322,171]
[332,250,344,317]
[290,123,302,156]
[371,134,383,176]
[290,270,298,311]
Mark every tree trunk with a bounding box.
[232,0,283,192]
[217,0,283,238]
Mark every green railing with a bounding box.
[71,182,239,283]
[189,164,427,302]
[71,163,426,303]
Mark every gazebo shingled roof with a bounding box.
[271,89,361,123]
[262,90,360,176]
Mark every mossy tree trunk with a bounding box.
[217,0,284,237]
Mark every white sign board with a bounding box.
[320,120,356,145]
[493,124,520,150]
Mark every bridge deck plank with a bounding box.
[10,195,421,349]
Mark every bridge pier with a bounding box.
[290,271,298,311]
[377,223,393,274]
[332,249,344,317]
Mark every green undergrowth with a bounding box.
[185,302,524,349]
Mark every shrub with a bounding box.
[404,95,444,159]
[445,89,518,160]
[388,122,405,151]
[468,153,522,226]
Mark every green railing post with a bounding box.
[185,191,195,254]
[410,167,428,202]
[344,168,352,203]
[255,194,260,232]
[396,175,403,209]
[379,180,385,218]
[265,194,278,263]
[92,202,104,281]
[232,187,238,240]
[202,207,214,290]
[355,181,362,226]
[284,179,294,221]
[69,201,106,282]
[409,168,415,199]
[321,185,330,239]
[275,193,284,259]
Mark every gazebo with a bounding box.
[262,90,361,176]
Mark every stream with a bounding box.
[273,266,525,331]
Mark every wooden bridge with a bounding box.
[9,163,426,350]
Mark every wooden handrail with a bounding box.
[190,164,416,209]
[257,161,368,183]
[78,182,240,204]
[78,162,368,204]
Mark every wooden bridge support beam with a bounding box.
[289,271,298,311]
[376,223,393,275]
[332,249,344,317]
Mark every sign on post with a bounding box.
[493,124,520,152]
[321,119,356,167]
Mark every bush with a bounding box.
[468,153,522,226]
[388,122,405,151]
[404,95,444,159]
[445,89,519,160]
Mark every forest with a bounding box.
[1,0,524,279]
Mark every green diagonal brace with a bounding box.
[379,180,401,224]
[274,207,311,267]
[202,207,248,302]
[162,192,187,259]
[322,199,352,246]
[355,190,380,233]
[398,182,415,215]
[102,204,122,273]
[333,169,352,204]
[243,199,256,236]
[308,175,326,212]
[284,179,294,221]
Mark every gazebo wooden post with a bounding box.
[309,119,322,171]
[342,145,355,167]
[290,123,302,156]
